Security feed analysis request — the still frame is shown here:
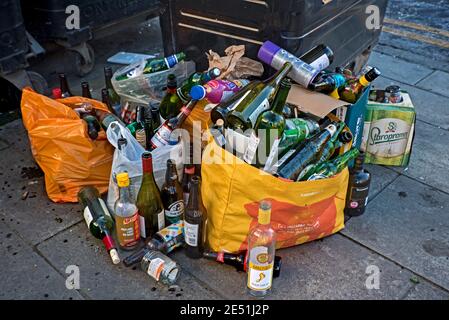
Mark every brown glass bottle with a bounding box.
[81,81,92,99]
[101,88,115,114]
[161,160,184,225]
[344,152,371,216]
[184,176,204,259]
[182,164,195,205]
[59,73,72,98]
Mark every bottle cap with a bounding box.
[339,131,353,144]
[190,85,206,101]
[167,74,177,88]
[209,67,221,79]
[116,172,130,187]
[258,200,272,225]
[258,41,281,65]
[52,88,62,99]
[365,67,381,82]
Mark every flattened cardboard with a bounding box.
[286,84,348,118]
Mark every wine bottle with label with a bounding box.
[114,172,140,250]
[247,200,276,297]
[226,62,293,132]
[300,44,334,71]
[245,78,291,166]
[123,221,185,267]
[345,152,371,216]
[184,176,204,259]
[136,152,165,239]
[78,187,120,265]
[161,160,184,225]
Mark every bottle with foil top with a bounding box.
[247,200,276,297]
[141,250,180,286]
[258,41,321,88]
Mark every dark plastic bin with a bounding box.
[0,0,28,75]
[22,0,161,45]
[160,0,388,71]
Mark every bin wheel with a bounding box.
[67,43,95,77]
[27,71,49,96]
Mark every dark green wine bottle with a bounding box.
[307,148,360,180]
[226,62,293,131]
[160,74,183,119]
[104,66,122,115]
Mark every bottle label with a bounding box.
[147,257,165,281]
[348,186,369,208]
[151,124,172,149]
[164,54,179,69]
[309,54,330,71]
[263,138,281,172]
[139,215,146,238]
[157,221,184,252]
[248,262,273,291]
[248,99,270,127]
[83,207,93,228]
[165,200,185,222]
[115,211,140,248]
[184,221,199,247]
[157,209,165,231]
[243,131,260,164]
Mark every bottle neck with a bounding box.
[187,182,199,210]
[267,63,292,88]
[105,72,114,89]
[167,86,177,94]
[119,185,132,202]
[271,84,291,114]
[142,157,153,175]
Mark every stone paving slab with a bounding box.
[390,121,449,194]
[371,76,449,131]
[343,175,449,291]
[36,223,222,300]
[0,221,83,300]
[172,234,435,300]
[365,164,400,202]
[367,51,434,85]
[415,70,449,98]
[403,282,449,300]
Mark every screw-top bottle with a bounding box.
[114,172,140,250]
[177,67,221,103]
[141,250,180,286]
[59,73,72,98]
[136,152,165,239]
[191,79,250,104]
[78,187,120,265]
[344,152,371,216]
[340,67,381,103]
[247,200,276,297]
[161,159,184,225]
[123,221,184,267]
[299,44,334,71]
[184,176,204,259]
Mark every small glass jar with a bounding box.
[141,250,180,286]
[385,85,403,103]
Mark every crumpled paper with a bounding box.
[207,45,264,80]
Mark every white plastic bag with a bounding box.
[106,121,184,211]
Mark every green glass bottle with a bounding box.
[136,152,165,239]
[115,52,187,81]
[251,78,291,167]
[177,68,221,103]
[160,74,183,119]
[226,62,293,131]
[316,121,347,164]
[104,66,122,115]
[278,118,320,154]
[308,148,360,181]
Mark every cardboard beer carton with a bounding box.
[360,91,416,167]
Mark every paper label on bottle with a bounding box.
[243,132,260,164]
[348,186,369,209]
[139,215,146,239]
[309,54,330,71]
[115,211,140,248]
[263,138,281,172]
[335,106,347,121]
[248,99,270,127]
[157,209,165,231]
[83,207,93,228]
[147,257,165,281]
[151,124,172,149]
[157,221,184,252]
[248,262,273,291]
[165,200,184,221]
[184,221,199,247]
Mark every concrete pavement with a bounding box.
[1,0,449,300]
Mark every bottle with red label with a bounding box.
[150,86,205,149]
[114,172,140,250]
[191,79,250,104]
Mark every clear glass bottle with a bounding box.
[247,200,276,297]
[141,250,180,286]
[114,172,140,250]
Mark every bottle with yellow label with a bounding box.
[114,172,141,250]
[247,200,276,297]
[339,67,381,104]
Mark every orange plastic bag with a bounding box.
[20,88,114,203]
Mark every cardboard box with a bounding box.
[360,91,416,167]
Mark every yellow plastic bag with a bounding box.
[201,138,348,253]
[20,88,114,203]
